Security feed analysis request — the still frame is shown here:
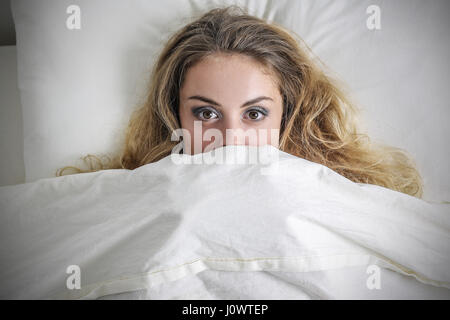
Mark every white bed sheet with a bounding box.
[0,145,448,299]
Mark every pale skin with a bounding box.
[179,53,284,155]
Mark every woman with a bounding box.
[58,5,423,198]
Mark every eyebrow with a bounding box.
[187,95,273,108]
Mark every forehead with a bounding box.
[180,53,280,100]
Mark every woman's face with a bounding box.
[179,53,283,155]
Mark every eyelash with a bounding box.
[192,106,269,121]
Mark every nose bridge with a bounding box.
[221,114,247,146]
[222,112,241,131]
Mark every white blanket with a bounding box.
[0,145,449,299]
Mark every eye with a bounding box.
[244,106,269,121]
[192,107,220,121]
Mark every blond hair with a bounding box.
[58,5,423,198]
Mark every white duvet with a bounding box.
[0,145,449,299]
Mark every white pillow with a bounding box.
[11,0,450,202]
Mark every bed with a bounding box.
[0,0,449,299]
[1,145,449,299]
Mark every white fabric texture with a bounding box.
[0,145,449,300]
[10,0,450,202]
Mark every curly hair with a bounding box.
[57,5,423,198]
